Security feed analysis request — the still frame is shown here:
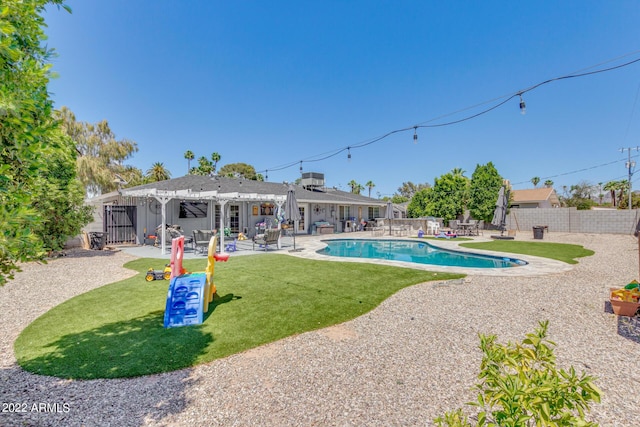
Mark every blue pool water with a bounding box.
[318,239,527,268]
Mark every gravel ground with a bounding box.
[1,233,639,426]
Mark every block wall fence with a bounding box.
[505,208,640,235]
[383,208,640,235]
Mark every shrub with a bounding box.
[434,321,601,427]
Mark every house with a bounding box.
[510,188,560,208]
[95,173,388,251]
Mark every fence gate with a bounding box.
[104,205,137,244]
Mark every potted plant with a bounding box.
[610,285,640,317]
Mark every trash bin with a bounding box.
[89,232,106,250]
[532,226,544,240]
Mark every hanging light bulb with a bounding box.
[519,94,526,115]
[265,170,268,181]
[413,126,418,144]
[347,147,351,162]
[299,161,303,173]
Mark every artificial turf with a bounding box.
[15,255,462,379]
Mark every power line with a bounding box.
[257,50,640,176]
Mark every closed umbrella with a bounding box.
[491,186,509,235]
[285,185,301,250]
[385,200,394,236]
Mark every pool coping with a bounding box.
[283,234,573,277]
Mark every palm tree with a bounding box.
[617,180,629,207]
[146,162,171,182]
[347,180,358,193]
[544,180,553,188]
[603,181,617,207]
[531,176,540,188]
[365,180,375,198]
[184,150,194,174]
[597,182,604,205]
[211,152,221,174]
[451,167,466,177]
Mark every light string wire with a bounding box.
[257,51,640,176]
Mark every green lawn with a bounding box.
[460,240,595,264]
[15,255,463,379]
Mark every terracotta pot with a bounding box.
[610,298,640,316]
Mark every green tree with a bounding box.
[118,165,147,188]
[0,0,87,285]
[365,180,375,198]
[544,179,554,188]
[218,162,258,180]
[184,150,194,174]
[564,181,596,210]
[191,156,213,175]
[31,131,93,252]
[56,106,139,196]
[211,152,221,173]
[429,171,469,221]
[407,187,432,218]
[396,181,429,199]
[531,176,540,188]
[468,162,503,223]
[146,162,171,182]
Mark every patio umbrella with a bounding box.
[491,186,508,235]
[385,200,394,236]
[284,185,301,250]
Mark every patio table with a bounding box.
[457,223,476,236]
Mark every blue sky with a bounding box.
[43,1,640,198]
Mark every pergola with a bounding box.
[121,188,287,253]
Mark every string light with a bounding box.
[413,126,418,144]
[256,53,640,176]
[347,147,351,162]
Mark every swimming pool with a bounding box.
[318,239,527,268]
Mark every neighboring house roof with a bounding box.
[122,175,385,206]
[511,188,560,207]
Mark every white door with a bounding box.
[296,204,308,234]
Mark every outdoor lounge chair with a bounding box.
[252,229,281,251]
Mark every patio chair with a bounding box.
[193,229,213,254]
[252,228,281,251]
[224,238,237,252]
[476,220,484,236]
[448,220,459,234]
[467,219,478,236]
[427,220,440,235]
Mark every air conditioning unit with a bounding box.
[301,172,325,189]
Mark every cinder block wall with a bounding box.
[505,208,640,234]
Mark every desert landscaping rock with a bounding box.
[1,233,639,426]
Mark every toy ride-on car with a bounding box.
[146,264,171,282]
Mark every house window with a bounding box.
[179,201,208,218]
[368,206,380,219]
[214,205,221,230]
[229,205,239,233]
[339,206,351,220]
[260,203,275,216]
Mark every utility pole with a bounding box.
[619,146,640,210]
